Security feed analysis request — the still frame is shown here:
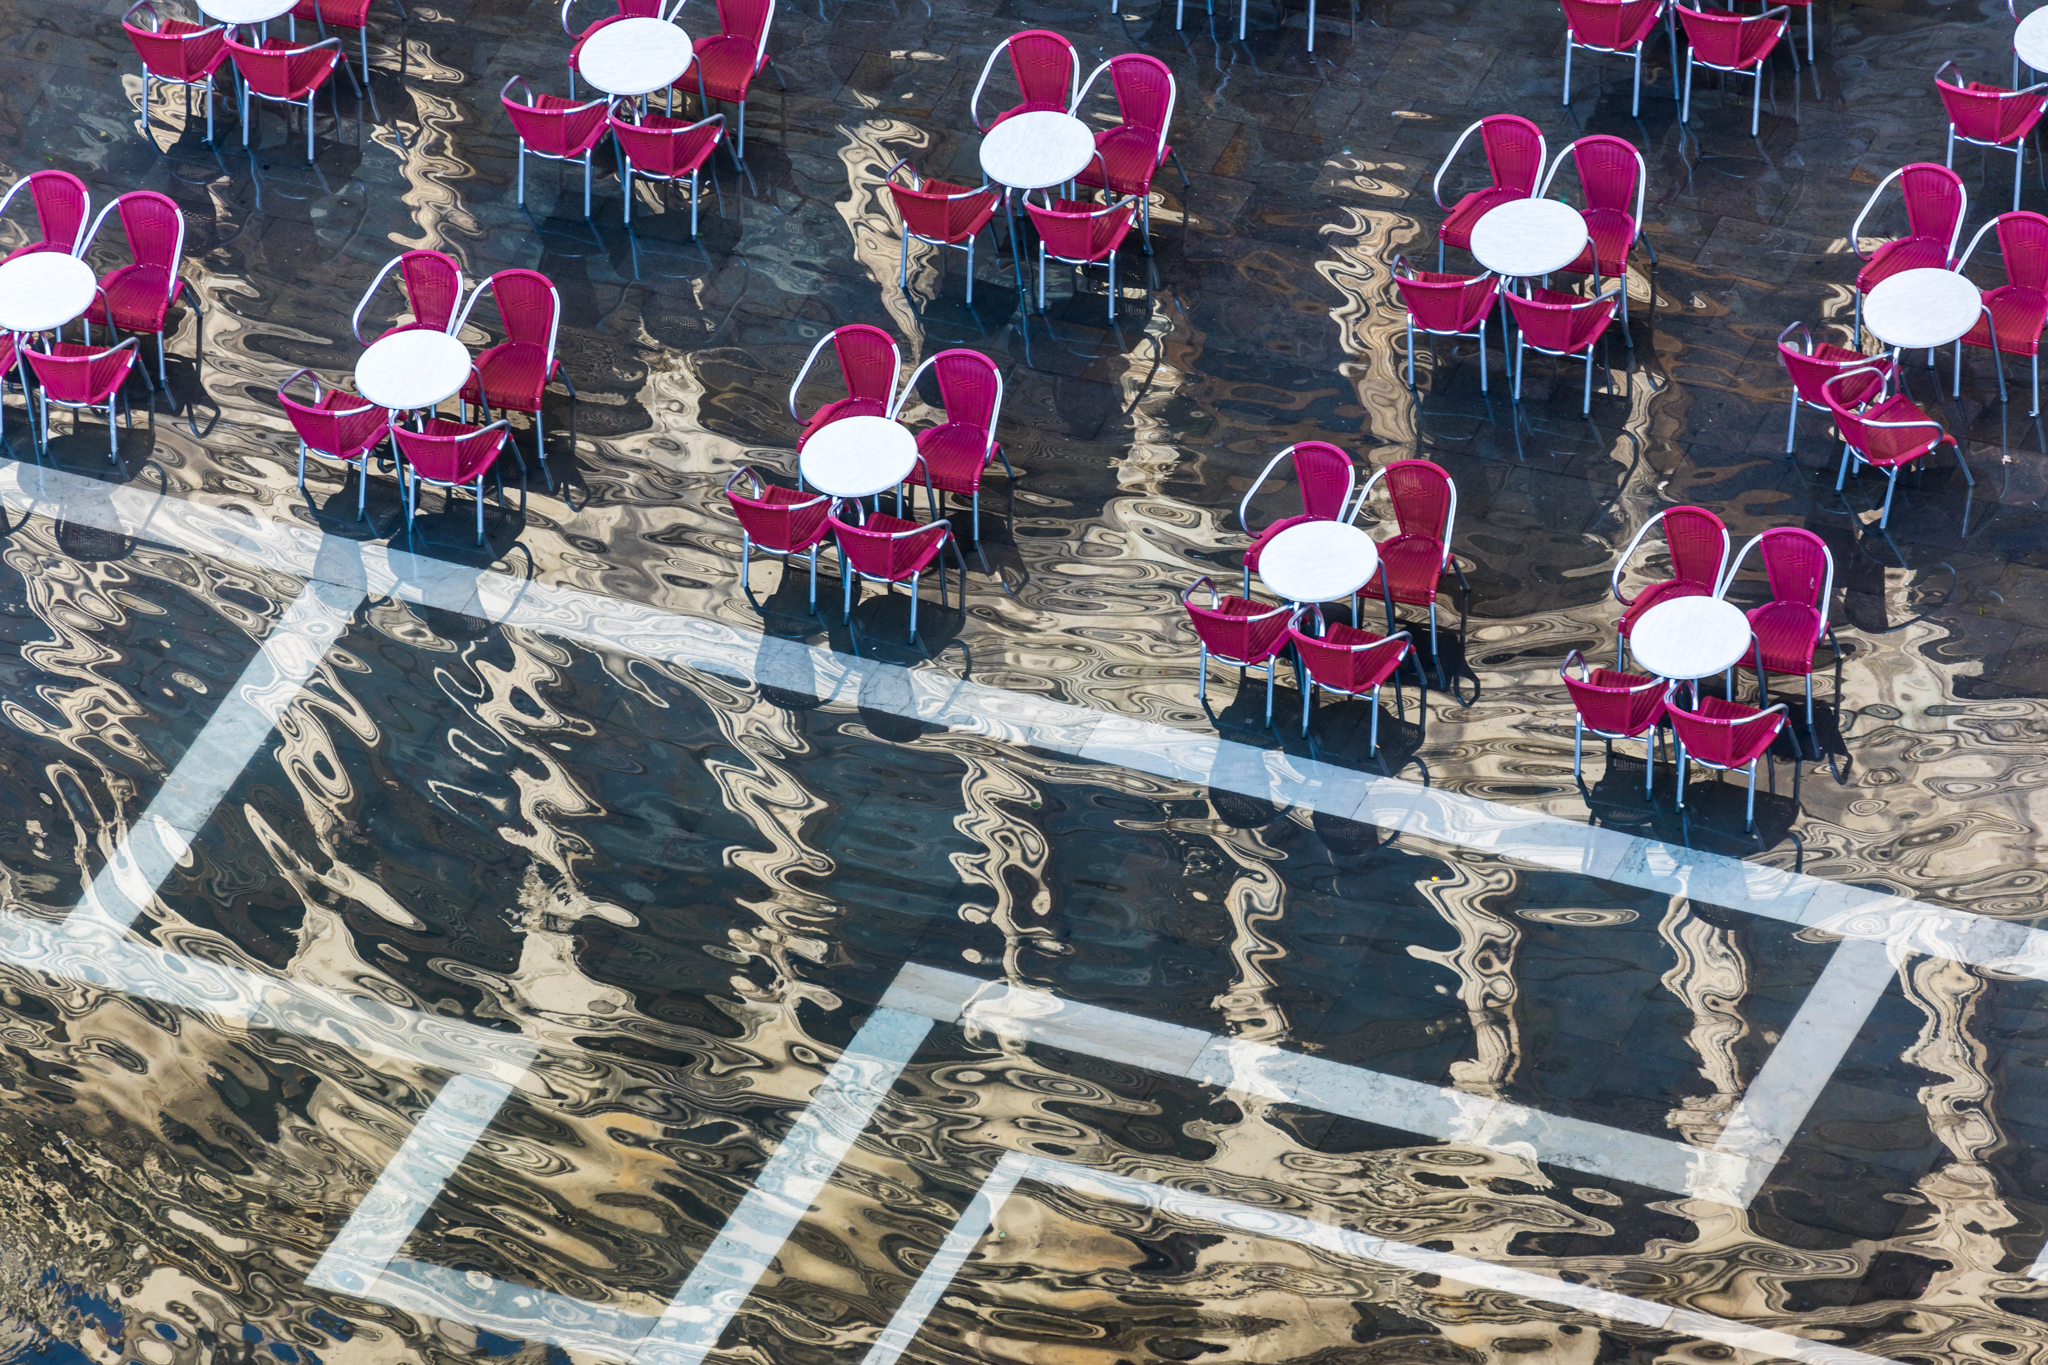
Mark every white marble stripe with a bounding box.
[861,1153,1027,1365]
[306,1075,517,1297]
[885,964,1759,1203]
[0,458,2030,988]
[72,577,363,931]
[631,1008,934,1365]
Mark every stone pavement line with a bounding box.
[860,1152,1898,1365]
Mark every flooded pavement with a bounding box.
[1,0,2047,1359]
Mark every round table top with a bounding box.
[979,111,1099,191]
[196,0,296,23]
[0,253,96,334]
[1862,267,1983,352]
[576,17,695,97]
[1257,520,1382,605]
[354,330,472,412]
[2018,8,2048,71]
[1630,596,1753,681]
[1469,198,1591,278]
[799,416,919,499]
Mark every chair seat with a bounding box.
[1073,127,1167,198]
[1962,285,2048,356]
[1363,534,1447,608]
[1743,601,1822,675]
[914,425,997,492]
[86,266,184,333]
[1857,237,1950,292]
[460,342,558,413]
[1617,578,1710,637]
[681,36,760,104]
[1438,188,1524,250]
[796,396,887,449]
[1559,208,1636,278]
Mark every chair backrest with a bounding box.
[1024,194,1135,261]
[923,349,1003,441]
[1666,696,1781,767]
[1936,65,2048,142]
[1479,114,1545,195]
[277,369,384,454]
[831,511,950,580]
[1075,54,1175,158]
[886,161,999,245]
[391,417,510,485]
[1775,321,1874,403]
[1290,611,1411,693]
[715,0,772,51]
[25,337,138,404]
[789,324,899,423]
[122,2,227,82]
[1008,30,1078,112]
[1505,287,1619,350]
[1393,260,1497,334]
[1818,365,1902,455]
[1181,578,1289,663]
[610,107,724,175]
[1719,525,1832,613]
[1354,458,1454,554]
[1958,209,2048,292]
[725,467,830,552]
[1238,442,1354,535]
[224,33,338,97]
[458,268,562,357]
[0,171,89,257]
[1560,0,1665,49]
[1542,135,1645,221]
[399,250,464,331]
[82,190,184,279]
[1611,505,1728,604]
[1852,163,1966,260]
[500,76,607,155]
[1561,651,1668,735]
[1674,4,1783,65]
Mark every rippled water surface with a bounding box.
[3,0,2048,1357]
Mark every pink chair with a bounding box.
[1560,0,1676,117]
[1539,136,1652,338]
[885,159,1001,305]
[455,269,568,490]
[1392,257,1499,393]
[789,324,899,451]
[1776,322,1893,454]
[1561,649,1670,794]
[611,104,724,232]
[1823,367,1972,530]
[1506,284,1623,413]
[564,0,667,99]
[1936,63,2048,213]
[501,76,608,218]
[1675,4,1791,137]
[80,191,202,387]
[1717,525,1836,757]
[1431,115,1545,271]
[1289,605,1421,748]
[1352,459,1467,687]
[1070,55,1188,250]
[277,369,388,520]
[121,1,229,144]
[671,0,781,160]
[1023,191,1139,320]
[24,334,141,465]
[1609,505,1728,668]
[390,415,515,546]
[1667,694,1787,829]
[351,249,463,344]
[1850,163,1966,345]
[1955,210,2048,413]
[829,503,963,640]
[725,465,832,610]
[225,34,347,163]
[970,30,1078,131]
[1181,576,1290,723]
[290,0,400,79]
[0,171,89,264]
[890,349,1012,552]
[1237,442,1356,596]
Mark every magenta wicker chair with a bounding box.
[611,104,724,232]
[500,76,608,218]
[1289,605,1422,748]
[1238,442,1356,596]
[456,269,569,491]
[1539,135,1653,337]
[829,504,963,640]
[121,2,229,144]
[0,170,88,265]
[1776,321,1892,454]
[1562,648,1671,794]
[351,249,463,345]
[1610,505,1729,668]
[1850,163,1966,345]
[1937,63,2048,212]
[892,349,1012,555]
[80,191,202,388]
[725,465,832,610]
[885,158,1001,306]
[1392,257,1500,393]
[24,334,141,465]
[1954,210,2048,413]
[1353,459,1468,688]
[1432,115,1545,270]
[1506,284,1624,412]
[670,0,781,160]
[1823,367,1972,530]
[1717,525,1837,758]
[1182,576,1290,724]
[1667,693,1787,829]
[225,34,347,162]
[970,30,1079,131]
[789,324,900,450]
[278,368,388,520]
[1675,4,1791,137]
[1560,0,1676,117]
[1022,190,1139,320]
[1071,54,1188,249]
[390,415,515,547]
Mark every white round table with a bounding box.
[1862,268,1984,352]
[1469,198,1591,279]
[979,111,1098,191]
[355,330,472,412]
[799,415,918,499]
[1629,597,1753,681]
[196,0,294,24]
[2019,9,2048,75]
[576,17,695,98]
[1257,521,1381,605]
[0,253,96,333]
